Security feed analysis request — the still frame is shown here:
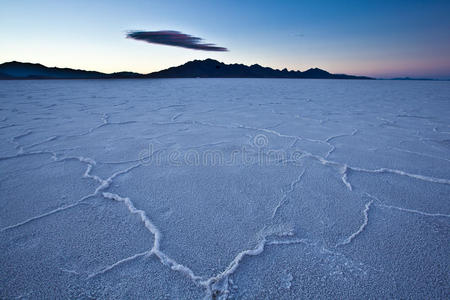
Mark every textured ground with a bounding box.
[0,79,449,299]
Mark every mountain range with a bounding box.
[0,59,373,80]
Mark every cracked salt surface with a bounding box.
[0,79,449,299]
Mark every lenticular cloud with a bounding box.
[127,30,228,51]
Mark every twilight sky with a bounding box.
[1,0,449,78]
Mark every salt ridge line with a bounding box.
[201,231,376,298]
[390,147,450,163]
[66,113,136,138]
[183,119,356,167]
[90,140,314,293]
[226,121,450,187]
[433,127,450,134]
[95,159,309,296]
[236,123,328,145]
[89,180,315,299]
[97,192,204,284]
[325,128,358,158]
[23,135,59,151]
[234,123,358,156]
[0,153,99,232]
[10,130,33,154]
[242,125,450,187]
[340,165,353,191]
[101,192,162,252]
[0,111,155,232]
[336,198,374,246]
[325,128,359,143]
[0,201,93,232]
[0,150,56,161]
[377,204,450,218]
[271,169,306,219]
[366,192,450,218]
[0,124,16,130]
[349,166,450,185]
[112,101,129,107]
[88,250,150,279]
[201,232,307,298]
[202,237,269,298]
[150,104,187,112]
[283,145,450,191]
[0,154,141,232]
[268,237,378,277]
[11,130,33,141]
[172,112,183,121]
[187,120,450,189]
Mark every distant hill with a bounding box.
[0,61,145,79]
[388,77,434,81]
[0,59,373,80]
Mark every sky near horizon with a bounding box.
[1,0,449,78]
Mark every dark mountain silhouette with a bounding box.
[0,59,373,80]
[388,77,434,81]
[148,59,372,79]
[0,61,145,79]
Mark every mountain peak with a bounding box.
[0,59,373,80]
[148,59,371,79]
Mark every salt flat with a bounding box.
[0,79,449,299]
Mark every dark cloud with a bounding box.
[126,30,228,52]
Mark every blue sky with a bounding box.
[1,0,449,78]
